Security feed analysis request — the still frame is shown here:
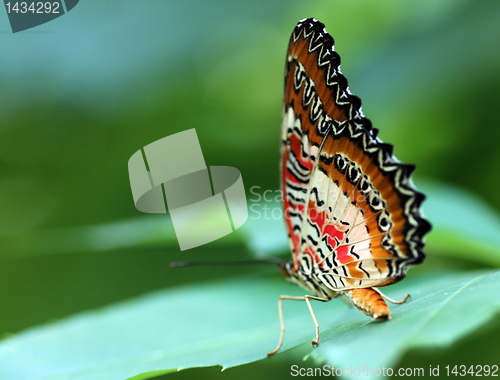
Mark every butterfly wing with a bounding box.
[281,18,430,290]
[281,18,364,269]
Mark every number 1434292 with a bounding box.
[5,2,61,14]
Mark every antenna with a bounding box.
[170,258,285,268]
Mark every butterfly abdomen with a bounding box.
[346,288,390,320]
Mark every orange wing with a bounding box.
[281,18,430,290]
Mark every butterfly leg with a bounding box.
[373,287,411,304]
[340,293,354,307]
[268,295,329,356]
[303,295,330,347]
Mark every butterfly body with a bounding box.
[269,18,430,356]
[279,259,393,320]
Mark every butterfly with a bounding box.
[268,18,431,356]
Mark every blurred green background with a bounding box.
[1,0,499,379]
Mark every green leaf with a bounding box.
[0,214,240,258]
[309,270,500,378]
[419,180,500,266]
[0,270,498,380]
